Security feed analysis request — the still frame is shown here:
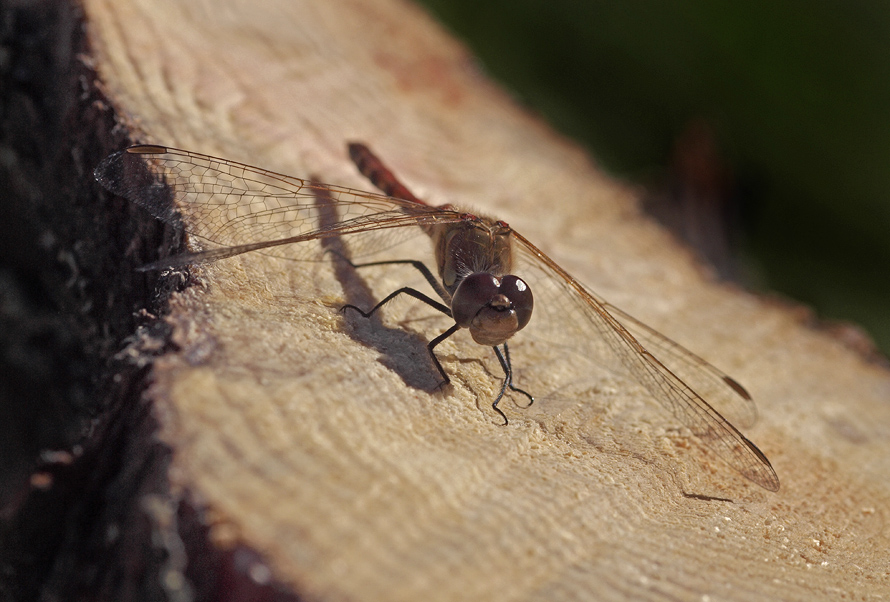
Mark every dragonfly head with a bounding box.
[451,273,534,346]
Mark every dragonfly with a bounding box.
[94,142,780,492]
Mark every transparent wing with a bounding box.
[511,231,779,492]
[599,302,758,429]
[94,145,464,268]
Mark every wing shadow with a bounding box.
[312,181,446,393]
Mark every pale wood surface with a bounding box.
[84,0,890,600]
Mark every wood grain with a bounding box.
[83,0,890,599]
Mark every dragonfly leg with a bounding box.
[341,286,451,319]
[327,250,450,304]
[490,376,510,426]
[426,323,462,388]
[502,343,534,408]
[341,288,457,387]
[491,344,535,426]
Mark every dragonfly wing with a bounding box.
[94,145,463,264]
[511,232,779,491]
[598,302,758,429]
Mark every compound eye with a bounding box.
[451,273,501,328]
[501,275,534,330]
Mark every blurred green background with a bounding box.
[417,0,890,356]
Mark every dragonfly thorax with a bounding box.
[434,216,514,294]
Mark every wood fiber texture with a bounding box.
[83,0,890,599]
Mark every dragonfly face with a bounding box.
[451,273,534,346]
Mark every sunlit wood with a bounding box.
[82,0,890,599]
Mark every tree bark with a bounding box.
[3,0,889,600]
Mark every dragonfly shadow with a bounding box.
[313,182,445,393]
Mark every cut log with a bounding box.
[4,0,888,599]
